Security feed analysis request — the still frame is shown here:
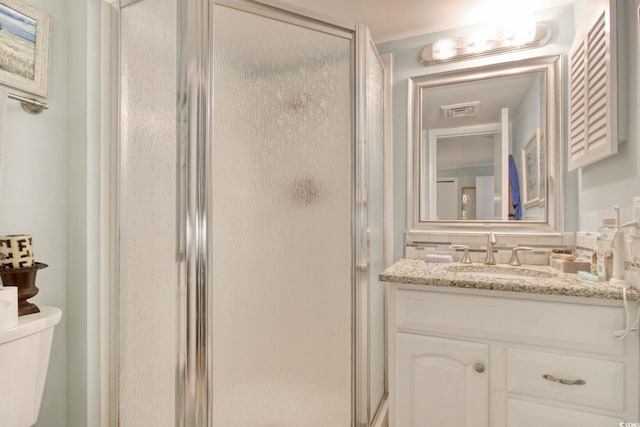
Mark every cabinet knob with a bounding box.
[474,363,485,373]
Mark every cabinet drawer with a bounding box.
[507,398,622,427]
[395,289,625,355]
[507,348,624,411]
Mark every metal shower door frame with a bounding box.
[176,1,378,426]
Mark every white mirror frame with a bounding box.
[407,55,563,236]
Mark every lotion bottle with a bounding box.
[596,218,616,281]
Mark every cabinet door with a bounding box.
[396,333,488,427]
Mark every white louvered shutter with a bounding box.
[568,9,618,171]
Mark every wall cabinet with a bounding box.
[388,286,639,426]
[568,0,626,170]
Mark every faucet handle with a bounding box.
[451,245,473,264]
[509,247,533,266]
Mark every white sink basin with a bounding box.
[456,271,543,280]
[451,265,555,281]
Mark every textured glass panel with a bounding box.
[118,1,177,426]
[212,5,352,426]
[366,40,386,418]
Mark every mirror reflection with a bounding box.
[422,70,547,222]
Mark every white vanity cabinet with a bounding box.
[388,285,639,427]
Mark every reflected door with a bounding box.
[476,176,495,220]
[461,187,476,220]
[437,178,458,220]
[494,108,509,220]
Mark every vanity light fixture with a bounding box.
[421,21,552,65]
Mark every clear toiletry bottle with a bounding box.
[596,218,616,281]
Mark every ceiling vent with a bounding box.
[441,101,480,119]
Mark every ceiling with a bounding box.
[278,0,575,42]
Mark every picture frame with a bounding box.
[0,0,51,97]
[522,129,541,207]
[538,129,546,202]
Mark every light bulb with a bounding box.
[432,38,458,60]
[465,29,493,54]
[502,20,537,46]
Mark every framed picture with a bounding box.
[0,0,51,97]
[538,129,546,202]
[522,129,541,207]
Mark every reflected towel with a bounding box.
[509,154,522,220]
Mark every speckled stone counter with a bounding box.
[379,259,639,300]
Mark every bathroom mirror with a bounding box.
[407,55,562,234]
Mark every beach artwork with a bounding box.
[0,0,49,97]
[0,2,36,80]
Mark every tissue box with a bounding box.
[549,256,591,274]
[0,287,18,331]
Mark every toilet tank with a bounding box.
[0,307,62,427]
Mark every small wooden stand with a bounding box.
[0,262,48,316]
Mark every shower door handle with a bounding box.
[360,228,370,250]
[357,259,369,271]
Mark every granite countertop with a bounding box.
[379,259,639,301]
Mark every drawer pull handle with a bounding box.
[542,374,586,386]
[474,363,485,373]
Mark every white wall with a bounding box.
[65,0,104,426]
[0,0,68,426]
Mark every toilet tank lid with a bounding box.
[0,307,61,345]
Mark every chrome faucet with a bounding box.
[484,232,497,265]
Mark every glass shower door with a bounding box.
[357,25,387,426]
[118,1,178,425]
[211,3,353,426]
[367,40,386,425]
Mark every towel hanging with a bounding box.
[508,154,522,220]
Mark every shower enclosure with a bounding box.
[116,0,387,425]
